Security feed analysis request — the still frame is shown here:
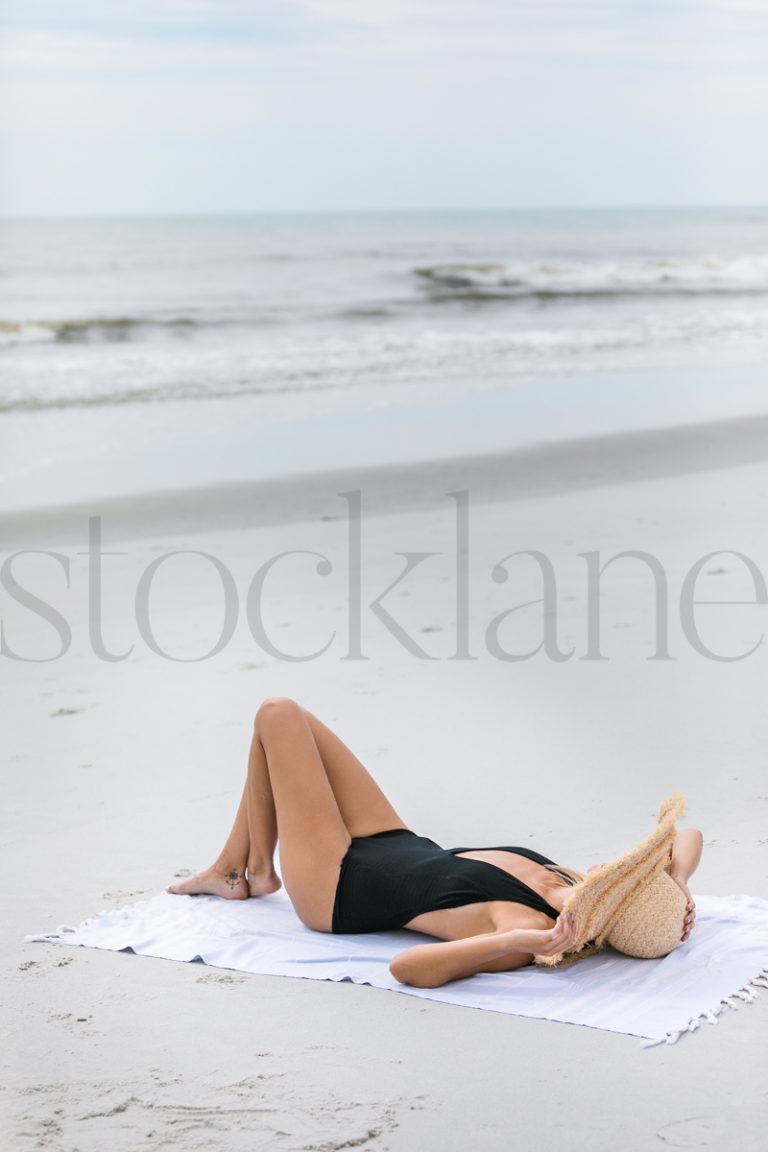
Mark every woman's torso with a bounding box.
[403,849,577,939]
[331,829,582,939]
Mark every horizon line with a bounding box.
[2,201,767,223]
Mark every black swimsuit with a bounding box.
[331,828,564,935]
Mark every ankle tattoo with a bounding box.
[225,869,242,889]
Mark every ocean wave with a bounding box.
[334,306,394,320]
[0,315,204,347]
[4,308,768,414]
[414,256,768,300]
[0,373,352,414]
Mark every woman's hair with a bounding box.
[542,863,584,887]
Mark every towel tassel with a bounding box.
[23,925,76,943]
[641,975,768,1049]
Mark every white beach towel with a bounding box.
[25,890,768,1046]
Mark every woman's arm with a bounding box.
[389,913,576,988]
[669,828,703,942]
[670,828,703,883]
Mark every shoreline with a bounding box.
[3,411,768,548]
[5,358,768,522]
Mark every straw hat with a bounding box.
[535,793,688,967]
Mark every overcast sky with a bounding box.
[1,0,767,216]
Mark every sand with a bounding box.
[3,418,768,1151]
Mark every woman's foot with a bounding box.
[247,866,282,897]
[166,865,250,900]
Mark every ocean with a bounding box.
[2,207,768,509]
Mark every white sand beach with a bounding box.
[3,418,768,1150]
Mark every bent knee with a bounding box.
[255,696,301,729]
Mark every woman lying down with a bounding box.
[167,698,702,987]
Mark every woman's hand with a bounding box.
[521,911,577,958]
[670,872,696,942]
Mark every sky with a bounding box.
[1,0,767,215]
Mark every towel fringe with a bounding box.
[23,902,148,945]
[750,967,768,990]
[641,965,768,1048]
[23,925,76,943]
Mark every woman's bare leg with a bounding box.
[298,706,407,836]
[166,788,252,900]
[167,726,281,900]
[168,698,407,926]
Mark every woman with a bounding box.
[168,697,701,988]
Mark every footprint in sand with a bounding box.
[195,972,247,985]
[101,889,150,901]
